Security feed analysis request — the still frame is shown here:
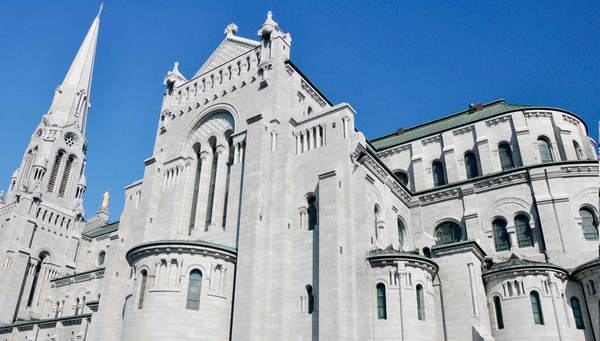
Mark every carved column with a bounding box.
[192,151,212,233]
[210,145,229,230]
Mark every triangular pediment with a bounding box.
[194,36,260,78]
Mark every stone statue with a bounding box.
[101,191,110,210]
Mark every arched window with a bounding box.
[416,284,425,320]
[58,155,75,197]
[464,151,479,179]
[373,205,381,240]
[537,137,554,163]
[307,195,318,231]
[573,141,584,160]
[435,222,462,245]
[74,298,80,316]
[570,297,585,329]
[588,280,597,296]
[26,252,49,307]
[376,283,387,319]
[493,296,504,329]
[222,132,234,228]
[498,143,514,170]
[492,219,510,251]
[205,137,218,228]
[186,270,202,310]
[138,270,148,309]
[188,143,202,235]
[580,208,599,240]
[394,170,409,187]
[97,251,106,266]
[397,217,406,249]
[432,160,446,187]
[515,215,534,247]
[306,285,314,314]
[530,291,544,325]
[47,150,64,192]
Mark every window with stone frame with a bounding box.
[464,151,479,179]
[376,283,387,319]
[498,142,515,170]
[186,269,203,310]
[537,137,554,163]
[435,222,462,245]
[570,296,585,329]
[515,215,534,247]
[530,291,544,325]
[492,219,510,251]
[579,207,599,240]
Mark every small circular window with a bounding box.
[64,132,78,147]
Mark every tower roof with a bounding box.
[46,6,101,133]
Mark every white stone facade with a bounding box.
[0,9,598,341]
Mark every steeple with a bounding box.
[46,5,101,133]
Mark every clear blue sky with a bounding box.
[0,1,598,220]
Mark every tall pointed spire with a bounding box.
[47,7,101,133]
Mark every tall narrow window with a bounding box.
[588,280,597,296]
[394,170,409,187]
[47,151,64,192]
[74,298,80,316]
[464,151,479,179]
[26,252,48,307]
[376,283,387,319]
[435,222,462,245]
[222,134,234,228]
[579,208,599,240]
[54,301,60,318]
[432,160,446,187]
[188,144,202,235]
[570,297,585,329]
[493,296,504,329]
[306,285,314,314]
[493,219,510,251]
[58,155,74,197]
[573,141,584,160]
[530,291,544,325]
[515,215,534,247]
[205,138,218,229]
[97,251,106,266]
[186,270,202,310]
[397,217,406,249]
[307,195,318,231]
[416,284,425,320]
[498,143,514,170]
[138,270,148,309]
[537,137,554,163]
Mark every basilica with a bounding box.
[0,8,598,341]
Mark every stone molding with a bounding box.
[50,267,105,288]
[126,240,237,266]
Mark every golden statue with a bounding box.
[101,191,110,210]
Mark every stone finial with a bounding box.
[258,10,279,37]
[225,23,238,37]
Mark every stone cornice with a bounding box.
[352,144,412,204]
[366,252,439,277]
[0,314,92,333]
[483,262,569,282]
[431,240,487,261]
[51,267,105,288]
[126,240,237,265]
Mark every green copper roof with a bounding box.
[82,221,119,238]
[369,100,532,150]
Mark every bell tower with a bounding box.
[0,7,102,323]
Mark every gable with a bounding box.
[194,36,260,78]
